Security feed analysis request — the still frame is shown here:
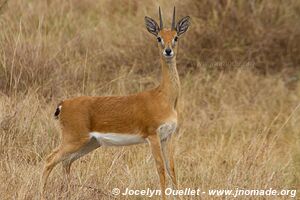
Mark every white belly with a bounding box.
[89,132,147,146]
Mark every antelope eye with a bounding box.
[157,37,162,42]
[174,36,178,42]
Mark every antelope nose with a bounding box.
[165,48,172,56]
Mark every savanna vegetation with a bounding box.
[0,0,300,199]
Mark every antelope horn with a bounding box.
[159,6,163,30]
[172,6,176,30]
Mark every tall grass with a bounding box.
[0,0,300,199]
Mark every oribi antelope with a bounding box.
[41,7,190,200]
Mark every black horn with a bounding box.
[159,7,163,30]
[171,6,176,30]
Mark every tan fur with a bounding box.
[59,86,177,138]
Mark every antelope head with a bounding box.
[145,7,190,62]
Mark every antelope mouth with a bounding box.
[163,52,175,59]
[163,54,175,61]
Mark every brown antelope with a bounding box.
[41,7,190,200]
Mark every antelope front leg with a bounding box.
[162,137,178,200]
[165,137,178,189]
[148,134,167,200]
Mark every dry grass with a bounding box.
[0,0,300,199]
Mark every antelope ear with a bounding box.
[145,16,160,36]
[176,16,190,36]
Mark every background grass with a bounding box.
[0,0,300,199]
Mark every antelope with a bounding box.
[41,7,190,200]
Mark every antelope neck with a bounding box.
[158,57,181,107]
